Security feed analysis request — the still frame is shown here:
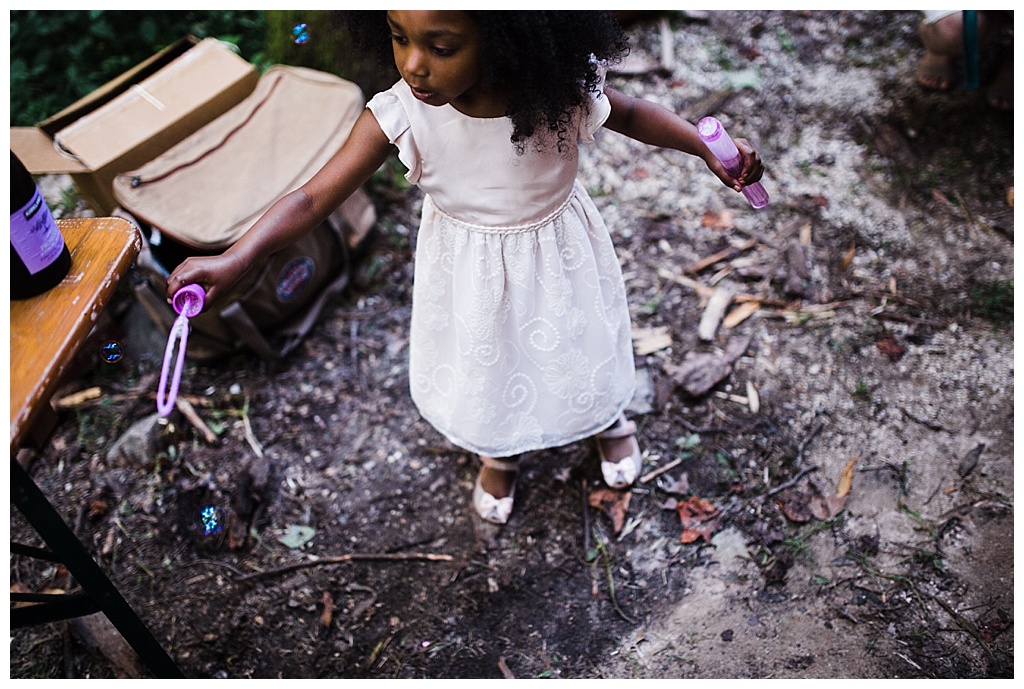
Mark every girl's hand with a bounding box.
[705,137,765,192]
[166,252,250,311]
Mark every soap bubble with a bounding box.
[101,341,123,363]
[292,23,310,45]
[195,505,226,536]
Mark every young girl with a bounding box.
[166,11,764,525]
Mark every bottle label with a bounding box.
[10,188,65,275]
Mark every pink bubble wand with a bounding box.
[156,284,205,417]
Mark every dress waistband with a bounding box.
[425,181,580,235]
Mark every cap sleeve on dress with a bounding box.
[579,59,611,143]
[366,87,422,184]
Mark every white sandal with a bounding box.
[473,456,520,524]
[596,416,643,489]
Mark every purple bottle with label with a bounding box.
[10,151,72,299]
[697,117,769,209]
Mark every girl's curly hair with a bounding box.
[335,11,629,152]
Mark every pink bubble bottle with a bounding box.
[697,116,769,209]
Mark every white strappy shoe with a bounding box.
[473,456,520,524]
[596,416,643,489]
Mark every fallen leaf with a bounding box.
[88,499,109,520]
[589,487,632,534]
[320,591,334,629]
[838,242,856,273]
[657,472,689,495]
[776,488,814,523]
[676,496,720,543]
[278,524,316,549]
[666,334,751,398]
[701,209,735,230]
[876,336,905,362]
[723,68,762,90]
[835,456,858,498]
[957,443,984,478]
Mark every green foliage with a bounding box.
[10,10,267,126]
[968,278,1013,326]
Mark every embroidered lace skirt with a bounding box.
[408,180,636,457]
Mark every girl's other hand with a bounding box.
[165,253,249,310]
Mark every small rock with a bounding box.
[105,413,166,466]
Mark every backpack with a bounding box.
[114,65,376,361]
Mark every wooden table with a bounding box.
[10,217,141,451]
[9,216,184,678]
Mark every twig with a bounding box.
[795,420,824,468]
[593,533,635,624]
[657,267,790,307]
[901,408,951,433]
[184,558,248,577]
[175,397,218,444]
[685,238,758,275]
[894,652,923,671]
[234,552,454,583]
[639,457,684,485]
[872,311,948,328]
[241,410,264,458]
[921,584,995,662]
[732,224,780,250]
[767,466,819,497]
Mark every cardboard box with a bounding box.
[10,36,258,215]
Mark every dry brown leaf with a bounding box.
[835,456,858,498]
[876,336,905,362]
[776,488,814,523]
[589,487,632,534]
[839,242,856,273]
[701,209,735,230]
[676,496,720,543]
[320,591,334,629]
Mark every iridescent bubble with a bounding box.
[101,341,123,364]
[195,505,226,536]
[292,23,310,45]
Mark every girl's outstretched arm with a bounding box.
[603,87,764,192]
[166,109,394,306]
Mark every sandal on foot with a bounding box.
[915,52,955,91]
[596,416,643,489]
[986,61,1013,111]
[473,456,519,524]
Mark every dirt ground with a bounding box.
[8,10,1014,679]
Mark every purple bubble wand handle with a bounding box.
[697,116,769,209]
[156,285,205,417]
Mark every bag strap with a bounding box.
[218,213,352,359]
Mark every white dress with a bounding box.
[367,77,635,458]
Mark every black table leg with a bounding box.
[10,459,185,678]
